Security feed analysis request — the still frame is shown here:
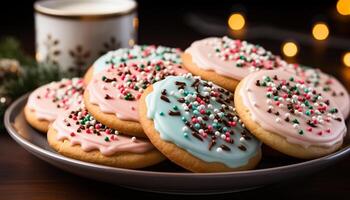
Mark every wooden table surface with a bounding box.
[1,131,350,199]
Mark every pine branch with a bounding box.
[0,37,64,130]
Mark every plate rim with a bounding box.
[4,93,350,177]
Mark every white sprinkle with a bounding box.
[131,137,136,142]
[215,131,220,136]
[275,117,281,123]
[216,147,223,153]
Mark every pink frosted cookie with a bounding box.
[48,107,165,168]
[85,59,188,137]
[183,36,287,92]
[84,45,183,83]
[235,69,347,159]
[284,64,350,118]
[25,78,84,132]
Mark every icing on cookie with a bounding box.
[240,69,346,148]
[146,74,261,168]
[52,107,154,156]
[284,64,350,118]
[27,78,84,121]
[87,60,188,121]
[185,36,287,80]
[92,45,182,75]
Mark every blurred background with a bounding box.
[0,0,349,87]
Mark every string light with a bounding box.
[282,42,298,57]
[312,23,329,41]
[228,13,245,31]
[128,39,135,46]
[343,52,350,67]
[337,0,350,15]
[0,97,6,104]
[35,52,42,62]
[133,17,139,29]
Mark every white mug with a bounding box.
[34,0,138,75]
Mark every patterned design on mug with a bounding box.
[69,45,91,76]
[44,34,60,66]
[99,37,121,56]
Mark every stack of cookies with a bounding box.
[24,37,348,172]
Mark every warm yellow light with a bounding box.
[0,97,6,104]
[228,13,245,31]
[282,42,298,57]
[343,52,350,67]
[337,0,350,15]
[312,23,329,40]
[35,52,42,61]
[133,17,139,29]
[128,39,135,47]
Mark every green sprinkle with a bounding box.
[181,117,187,122]
[305,110,311,116]
[323,87,330,92]
[264,76,271,82]
[266,94,272,98]
[273,96,279,101]
[194,123,201,129]
[183,132,188,138]
[330,108,338,114]
[292,119,299,124]
[155,65,161,71]
[173,105,178,110]
[104,136,110,142]
[102,76,107,81]
[298,130,304,135]
[160,112,164,116]
[289,77,294,81]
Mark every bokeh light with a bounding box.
[133,17,139,29]
[0,97,6,104]
[337,0,350,15]
[282,42,298,57]
[343,52,350,67]
[128,39,135,46]
[312,23,329,41]
[228,13,245,31]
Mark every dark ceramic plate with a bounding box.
[4,94,350,194]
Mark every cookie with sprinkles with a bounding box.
[284,64,350,118]
[139,74,261,172]
[84,59,188,137]
[183,36,287,92]
[24,78,84,132]
[84,45,182,83]
[235,69,347,159]
[48,106,165,168]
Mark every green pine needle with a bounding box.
[0,37,65,130]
